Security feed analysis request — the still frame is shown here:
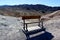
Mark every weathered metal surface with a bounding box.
[22,16,41,20]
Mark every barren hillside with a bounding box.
[41,10,60,21]
[0,4,60,17]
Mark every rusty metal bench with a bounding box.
[22,16,45,39]
[22,16,45,31]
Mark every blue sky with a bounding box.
[0,0,60,6]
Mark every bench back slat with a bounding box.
[22,16,41,20]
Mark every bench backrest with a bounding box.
[22,16,41,20]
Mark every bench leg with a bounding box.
[23,20,26,30]
[38,19,41,27]
[41,20,44,29]
[26,24,28,32]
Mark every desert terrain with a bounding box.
[0,5,60,40]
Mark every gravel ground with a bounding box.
[0,15,60,40]
[0,15,26,40]
[44,19,60,40]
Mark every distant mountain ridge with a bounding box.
[0,4,60,17]
[1,4,60,11]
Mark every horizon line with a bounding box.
[0,4,60,7]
